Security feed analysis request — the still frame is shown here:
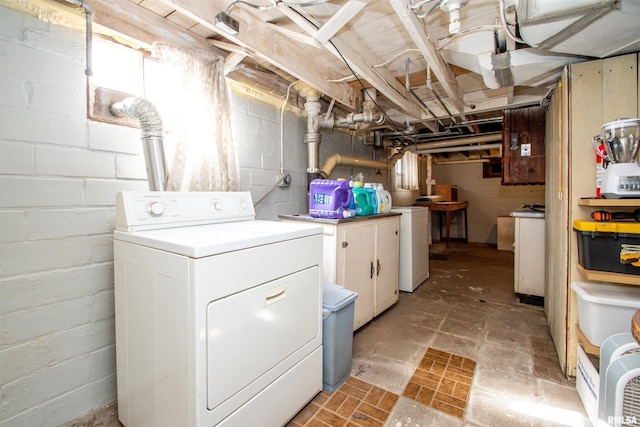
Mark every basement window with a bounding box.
[88,37,157,126]
[395,151,419,190]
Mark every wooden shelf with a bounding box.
[578,198,640,207]
[577,264,640,285]
[576,326,600,357]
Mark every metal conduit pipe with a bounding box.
[319,154,389,179]
[111,97,167,191]
[63,0,93,76]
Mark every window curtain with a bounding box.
[152,43,241,192]
[399,151,419,190]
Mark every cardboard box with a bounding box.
[576,344,599,427]
[434,184,457,202]
[497,216,514,251]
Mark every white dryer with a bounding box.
[391,206,430,292]
[113,191,323,426]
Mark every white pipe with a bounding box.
[416,142,502,154]
[435,159,491,164]
[320,154,388,178]
[388,133,502,166]
[414,133,502,150]
[304,93,322,183]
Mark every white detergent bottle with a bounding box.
[376,183,392,213]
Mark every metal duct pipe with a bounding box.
[111,97,167,191]
[319,154,389,179]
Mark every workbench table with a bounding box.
[414,201,468,255]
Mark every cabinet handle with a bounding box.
[376,259,381,276]
[370,261,374,279]
[342,241,349,248]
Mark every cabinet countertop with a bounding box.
[279,212,401,225]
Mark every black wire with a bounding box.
[287,6,409,131]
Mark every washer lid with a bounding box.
[114,219,322,258]
[391,206,429,214]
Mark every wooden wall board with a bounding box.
[502,105,546,185]
[545,77,570,373]
[561,53,639,377]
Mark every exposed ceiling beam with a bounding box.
[314,0,366,45]
[280,6,431,125]
[389,0,466,115]
[223,52,247,76]
[151,0,361,111]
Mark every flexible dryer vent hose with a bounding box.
[111,97,167,192]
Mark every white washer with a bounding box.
[391,206,430,292]
[113,191,323,427]
[511,210,545,298]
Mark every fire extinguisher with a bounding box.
[595,138,607,198]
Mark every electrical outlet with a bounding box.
[521,143,531,157]
[215,12,239,35]
[278,173,292,188]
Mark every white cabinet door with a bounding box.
[337,223,376,330]
[514,217,545,296]
[374,217,400,315]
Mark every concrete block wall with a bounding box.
[0,5,379,426]
[0,6,148,426]
[231,94,383,219]
[432,162,545,244]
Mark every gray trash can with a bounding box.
[322,283,358,392]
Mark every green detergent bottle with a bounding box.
[352,181,374,216]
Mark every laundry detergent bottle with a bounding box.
[364,183,379,214]
[352,181,374,216]
[309,179,353,219]
[375,183,392,213]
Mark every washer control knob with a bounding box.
[214,202,223,211]
[148,202,165,217]
[240,201,247,209]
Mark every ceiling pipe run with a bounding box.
[389,132,502,164]
[111,97,167,191]
[415,142,502,154]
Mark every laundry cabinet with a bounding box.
[280,214,400,330]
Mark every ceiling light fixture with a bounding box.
[440,0,468,34]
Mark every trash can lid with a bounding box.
[323,283,358,311]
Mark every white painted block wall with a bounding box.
[0,5,380,426]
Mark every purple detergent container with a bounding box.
[309,179,353,219]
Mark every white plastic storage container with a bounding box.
[571,282,640,346]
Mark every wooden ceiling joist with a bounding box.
[279,5,430,124]
[151,0,361,111]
